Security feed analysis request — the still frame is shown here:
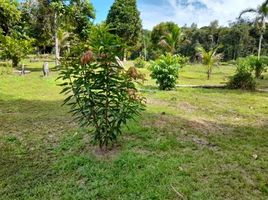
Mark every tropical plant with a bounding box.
[195,45,222,80]
[151,22,182,55]
[59,26,145,149]
[239,0,268,59]
[158,24,182,54]
[150,54,180,90]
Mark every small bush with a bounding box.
[0,62,12,75]
[228,72,256,90]
[59,26,145,149]
[150,54,180,90]
[134,57,146,68]
[228,59,256,90]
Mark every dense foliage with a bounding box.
[59,26,145,148]
[0,0,20,35]
[106,0,142,60]
[141,19,268,61]
[150,22,181,57]
[150,54,180,90]
[106,0,142,47]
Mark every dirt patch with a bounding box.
[142,113,230,136]
[191,136,218,150]
[132,147,152,155]
[186,118,230,135]
[179,102,196,112]
[147,98,168,106]
[142,113,177,129]
[92,144,122,160]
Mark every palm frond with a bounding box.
[239,8,257,18]
[263,0,268,7]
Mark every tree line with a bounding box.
[0,0,267,67]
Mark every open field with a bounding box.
[128,61,268,89]
[0,59,268,199]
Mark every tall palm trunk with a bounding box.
[258,34,263,60]
[258,19,266,60]
[54,12,60,66]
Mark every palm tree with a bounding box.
[158,25,182,54]
[239,0,268,59]
[196,46,222,80]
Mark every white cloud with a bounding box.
[138,0,263,29]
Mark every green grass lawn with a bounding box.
[0,58,268,199]
[129,61,268,89]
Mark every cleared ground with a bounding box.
[0,58,268,199]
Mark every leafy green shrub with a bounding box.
[0,62,12,75]
[228,72,256,90]
[134,56,146,68]
[150,54,180,90]
[228,58,256,90]
[247,56,267,78]
[59,26,145,149]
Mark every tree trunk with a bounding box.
[207,68,211,80]
[123,49,127,62]
[257,34,263,60]
[143,37,147,61]
[54,12,60,66]
[12,57,19,68]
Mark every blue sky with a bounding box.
[91,0,262,29]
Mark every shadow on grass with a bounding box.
[0,96,267,199]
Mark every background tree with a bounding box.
[158,23,182,54]
[106,0,142,61]
[218,22,255,60]
[151,22,181,55]
[68,0,95,40]
[22,0,95,63]
[0,0,21,35]
[0,32,33,67]
[239,0,268,59]
[49,0,66,66]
